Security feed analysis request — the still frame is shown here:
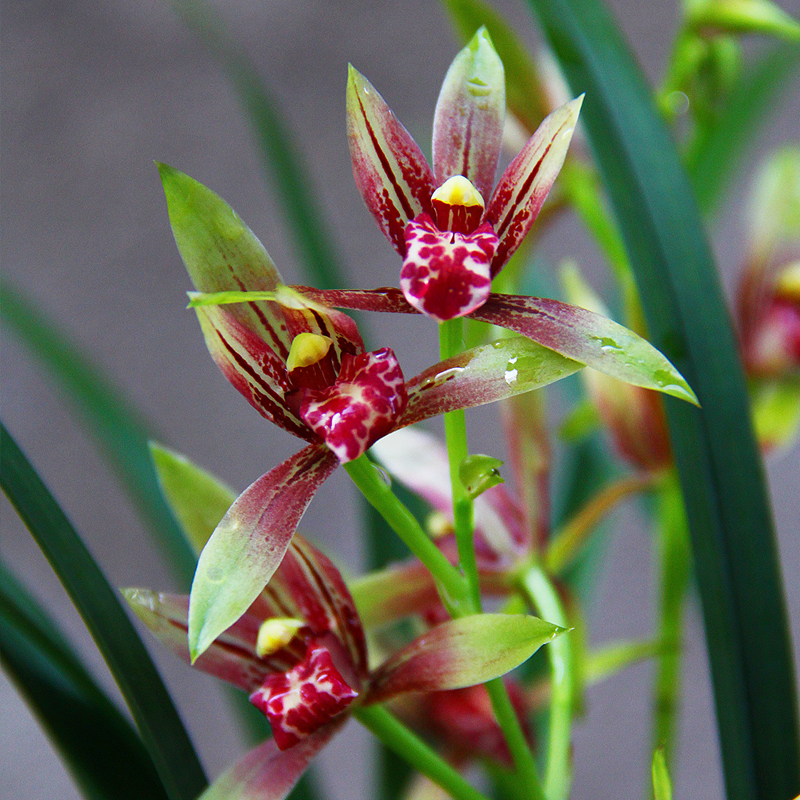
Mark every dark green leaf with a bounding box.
[0,560,168,800]
[525,1,800,798]
[1,423,207,800]
[0,278,196,585]
[170,0,346,290]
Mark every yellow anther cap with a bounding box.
[287,333,334,372]
[255,618,305,657]
[431,175,485,208]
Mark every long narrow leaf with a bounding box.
[0,423,207,800]
[0,278,196,585]
[525,2,800,799]
[0,560,168,800]
[170,0,346,290]
[687,41,800,215]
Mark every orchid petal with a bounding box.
[432,27,506,202]
[188,444,338,660]
[197,720,345,800]
[194,304,310,439]
[123,589,285,693]
[158,163,290,348]
[262,536,368,676]
[347,66,436,255]
[400,215,496,321]
[149,443,237,555]
[365,614,565,704]
[485,97,583,274]
[250,642,359,750]
[300,348,408,462]
[471,295,699,403]
[401,335,583,426]
[370,428,453,513]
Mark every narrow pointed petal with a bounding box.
[194,304,310,439]
[299,348,408,462]
[400,215,496,321]
[365,614,565,704]
[197,720,345,800]
[289,286,416,315]
[123,589,283,693]
[485,97,583,273]
[250,642,359,749]
[432,27,506,201]
[149,443,237,555]
[347,66,437,255]
[158,163,292,347]
[401,336,583,426]
[263,535,368,676]
[188,444,338,660]
[471,294,699,403]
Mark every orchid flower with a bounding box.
[292,30,698,404]
[125,533,563,800]
[159,164,586,659]
[347,27,578,322]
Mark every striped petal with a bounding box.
[189,444,338,660]
[299,348,407,462]
[347,65,436,255]
[365,614,564,704]
[400,215,497,321]
[432,27,505,202]
[470,294,698,403]
[195,304,309,439]
[485,97,583,274]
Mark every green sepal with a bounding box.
[149,443,237,556]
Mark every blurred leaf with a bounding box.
[0,278,196,585]
[688,0,800,40]
[170,0,346,290]
[0,423,207,800]
[0,560,168,800]
[687,40,800,214]
[527,1,800,798]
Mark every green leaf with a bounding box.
[459,453,505,499]
[0,423,207,800]
[0,560,168,800]
[0,278,196,585]
[687,40,800,214]
[526,1,800,798]
[150,443,237,556]
[168,0,345,290]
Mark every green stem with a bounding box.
[484,678,547,800]
[354,706,491,800]
[439,318,481,610]
[653,472,691,764]
[439,319,545,800]
[521,565,575,800]
[343,454,469,614]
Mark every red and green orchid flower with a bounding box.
[158,164,586,659]
[293,31,697,404]
[346,27,580,322]
[125,532,563,800]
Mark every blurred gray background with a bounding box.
[2,1,799,799]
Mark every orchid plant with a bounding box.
[3,4,799,800]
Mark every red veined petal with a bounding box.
[347,65,436,255]
[485,97,582,274]
[432,27,505,202]
[400,214,496,321]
